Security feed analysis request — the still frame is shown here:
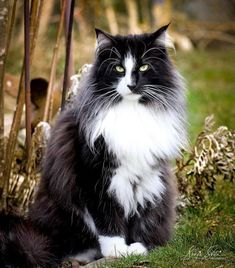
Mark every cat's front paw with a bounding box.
[99,236,129,257]
[127,242,148,255]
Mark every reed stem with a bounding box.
[24,0,31,157]
[43,0,66,122]
[61,0,75,110]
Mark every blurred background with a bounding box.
[4,0,235,141]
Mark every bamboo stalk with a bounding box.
[24,0,31,157]
[43,0,66,122]
[61,0,75,110]
[0,0,9,200]
[2,0,43,211]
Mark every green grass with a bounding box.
[175,48,235,142]
[102,180,235,268]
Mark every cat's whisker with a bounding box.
[98,47,121,59]
[85,82,98,90]
[94,86,115,92]
[82,91,117,108]
[105,62,118,75]
[96,91,118,101]
[143,56,171,66]
[111,47,122,59]
[145,87,175,97]
[104,92,121,111]
[146,88,178,105]
[141,47,167,58]
[98,58,119,73]
[145,95,170,111]
[143,84,176,94]
[143,89,172,110]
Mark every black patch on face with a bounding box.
[92,26,178,109]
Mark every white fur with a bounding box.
[83,207,97,234]
[96,32,111,50]
[99,236,147,257]
[99,236,129,257]
[158,31,175,50]
[71,248,99,263]
[109,165,164,217]
[116,54,140,101]
[89,99,186,216]
[128,242,148,255]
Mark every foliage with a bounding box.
[5,122,50,215]
[176,115,235,208]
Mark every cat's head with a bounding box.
[90,24,183,110]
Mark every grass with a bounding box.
[175,48,235,142]
[102,180,235,268]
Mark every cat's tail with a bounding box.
[0,212,58,268]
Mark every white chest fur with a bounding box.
[89,99,186,217]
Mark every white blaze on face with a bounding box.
[124,54,135,87]
[116,53,140,101]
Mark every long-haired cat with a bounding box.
[0,24,187,267]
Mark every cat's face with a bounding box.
[91,25,182,110]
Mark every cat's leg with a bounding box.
[98,235,129,257]
[99,236,147,257]
[127,242,148,255]
[71,248,102,264]
[128,170,176,250]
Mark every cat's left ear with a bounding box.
[95,28,114,50]
[151,23,175,49]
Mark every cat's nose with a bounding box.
[127,85,136,92]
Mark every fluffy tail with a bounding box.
[0,213,58,268]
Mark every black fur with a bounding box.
[0,213,57,267]
[0,25,186,267]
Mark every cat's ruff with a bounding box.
[89,99,185,217]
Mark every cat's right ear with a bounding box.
[95,28,113,50]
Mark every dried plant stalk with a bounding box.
[24,0,31,157]
[61,0,75,110]
[176,115,235,208]
[7,121,50,215]
[64,0,74,83]
[0,0,9,199]
[5,0,17,56]
[2,0,44,212]
[43,0,66,122]
[17,122,51,214]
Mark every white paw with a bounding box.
[127,242,148,255]
[99,236,129,257]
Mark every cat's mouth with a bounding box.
[123,92,141,101]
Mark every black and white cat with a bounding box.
[0,25,187,267]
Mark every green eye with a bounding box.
[139,64,149,72]
[115,65,125,73]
